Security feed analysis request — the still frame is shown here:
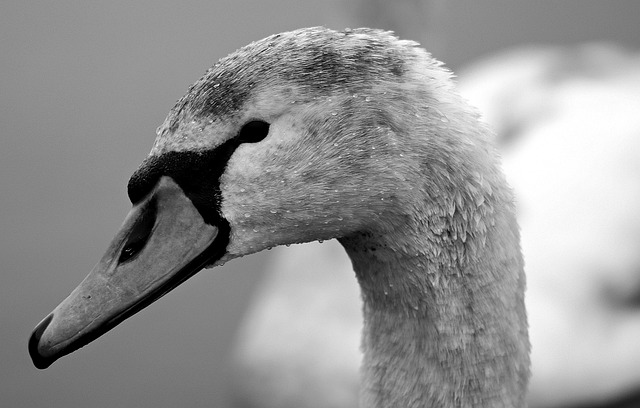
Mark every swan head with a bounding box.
[29,27,497,369]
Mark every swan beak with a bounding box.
[28,176,222,369]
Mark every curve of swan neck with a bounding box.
[339,196,529,407]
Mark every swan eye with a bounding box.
[237,120,270,143]
[118,200,157,264]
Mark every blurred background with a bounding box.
[2,1,639,407]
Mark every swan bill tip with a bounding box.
[28,313,56,369]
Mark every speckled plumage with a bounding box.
[150,27,430,154]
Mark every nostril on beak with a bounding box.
[29,313,54,369]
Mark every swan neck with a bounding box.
[340,211,529,407]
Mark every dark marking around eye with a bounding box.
[126,120,271,227]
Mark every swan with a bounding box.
[28,27,529,407]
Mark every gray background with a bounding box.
[2,1,639,407]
